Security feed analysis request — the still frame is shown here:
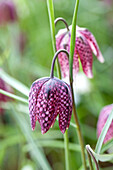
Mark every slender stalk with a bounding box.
[70,82,87,170]
[0,89,28,104]
[69,0,79,81]
[69,0,87,169]
[46,0,61,78]
[64,130,69,170]
[47,0,56,54]
[46,1,70,169]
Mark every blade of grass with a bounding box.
[23,140,81,152]
[95,109,113,154]
[47,0,56,53]
[0,132,80,152]
[10,104,52,170]
[101,139,113,153]
[0,69,29,97]
[0,89,28,104]
[87,145,113,162]
[46,0,61,78]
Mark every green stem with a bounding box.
[70,82,87,170]
[46,1,69,169]
[64,130,69,170]
[47,0,56,54]
[69,0,87,169]
[46,0,61,78]
[69,0,79,81]
[0,89,28,104]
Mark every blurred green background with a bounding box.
[0,0,113,169]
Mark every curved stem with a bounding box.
[50,49,69,78]
[54,17,69,78]
[54,17,69,32]
[86,145,99,170]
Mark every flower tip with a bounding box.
[41,130,45,134]
[32,127,35,131]
[88,74,93,79]
[61,129,66,134]
[86,71,93,79]
[100,57,105,63]
[98,53,105,63]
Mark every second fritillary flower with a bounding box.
[56,24,104,79]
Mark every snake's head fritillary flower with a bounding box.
[56,25,104,79]
[29,50,72,134]
[0,77,13,114]
[97,104,113,144]
[0,0,17,25]
[29,77,72,134]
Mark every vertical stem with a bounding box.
[47,0,61,78]
[47,0,56,54]
[46,1,69,169]
[70,81,87,170]
[64,130,69,170]
[69,0,87,169]
[69,0,79,81]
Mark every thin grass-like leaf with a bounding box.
[47,0,56,53]
[69,0,79,79]
[95,109,113,154]
[10,104,52,170]
[87,145,113,162]
[23,140,81,152]
[0,89,28,104]
[101,139,113,153]
[0,132,80,152]
[0,69,29,97]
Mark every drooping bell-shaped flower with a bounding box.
[0,0,17,25]
[29,50,72,134]
[97,104,113,144]
[56,24,104,79]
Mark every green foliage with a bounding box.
[0,0,113,169]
